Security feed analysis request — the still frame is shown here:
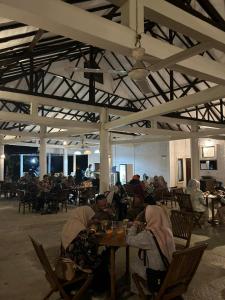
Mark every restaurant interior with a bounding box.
[0,0,225,299]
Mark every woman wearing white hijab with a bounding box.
[186,179,206,213]
[61,205,95,250]
[126,205,175,295]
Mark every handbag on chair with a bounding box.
[55,257,76,281]
[145,231,169,294]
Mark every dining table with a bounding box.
[97,230,130,300]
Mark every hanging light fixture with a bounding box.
[84,150,92,155]
[74,151,81,155]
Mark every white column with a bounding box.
[73,153,76,175]
[20,154,24,178]
[108,134,113,187]
[39,125,47,179]
[47,153,51,174]
[0,136,4,181]
[63,147,68,176]
[100,108,109,193]
[190,125,200,180]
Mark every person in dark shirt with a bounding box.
[92,194,115,221]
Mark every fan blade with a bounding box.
[65,66,127,75]
[134,78,152,94]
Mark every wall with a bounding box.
[199,138,225,185]
[169,138,225,187]
[112,142,170,183]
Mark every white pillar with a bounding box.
[190,125,200,180]
[0,138,4,181]
[63,148,68,176]
[108,134,112,187]
[73,153,76,175]
[100,108,109,193]
[39,125,47,179]
[20,154,24,178]
[47,153,51,174]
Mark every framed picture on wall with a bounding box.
[201,146,215,158]
[178,158,184,182]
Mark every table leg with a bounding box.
[125,246,130,276]
[110,247,116,300]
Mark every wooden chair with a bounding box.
[133,243,208,300]
[170,210,194,249]
[57,189,69,212]
[170,187,184,208]
[29,236,93,300]
[18,189,32,214]
[161,190,175,208]
[176,193,203,228]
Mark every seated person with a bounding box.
[186,179,207,212]
[36,175,52,211]
[153,175,168,201]
[129,175,145,201]
[61,206,110,294]
[126,196,146,221]
[186,179,208,222]
[126,205,175,295]
[92,194,115,221]
[84,164,93,179]
[112,181,127,220]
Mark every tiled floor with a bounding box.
[0,200,225,300]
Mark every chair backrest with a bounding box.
[171,187,184,195]
[156,243,208,300]
[29,236,69,299]
[177,193,194,212]
[170,210,193,248]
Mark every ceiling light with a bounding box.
[84,150,92,155]
[94,149,100,154]
[63,141,67,146]
[30,157,37,164]
[74,151,81,155]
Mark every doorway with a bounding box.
[76,155,88,174]
[186,158,191,186]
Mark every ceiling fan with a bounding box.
[65,45,152,95]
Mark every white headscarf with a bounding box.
[61,206,95,250]
[187,179,200,193]
[145,205,175,262]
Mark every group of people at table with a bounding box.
[17,172,96,212]
[17,171,225,224]
[61,199,174,297]
[59,175,225,298]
